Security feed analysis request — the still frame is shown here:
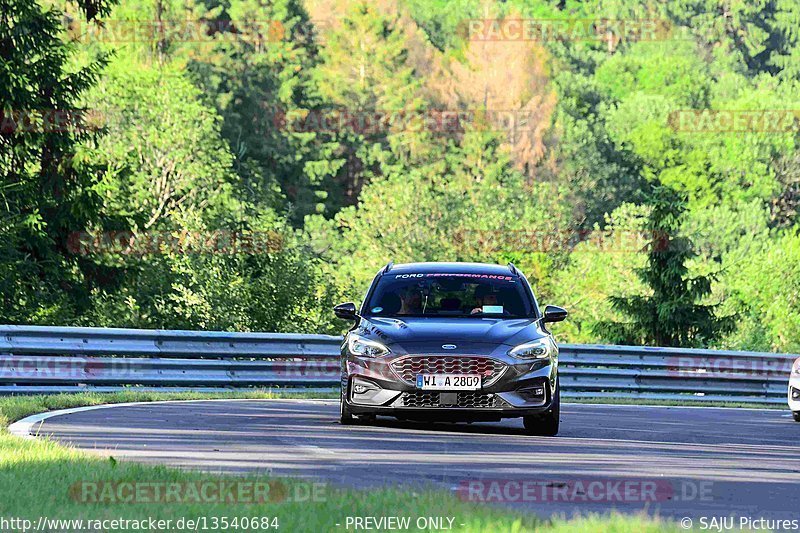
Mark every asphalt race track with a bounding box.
[30,399,800,522]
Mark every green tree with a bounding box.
[767,0,800,80]
[306,1,427,215]
[719,230,800,352]
[306,130,572,302]
[79,57,337,333]
[595,186,732,347]
[86,62,243,231]
[0,0,115,323]
[83,221,342,334]
[550,203,649,344]
[185,0,320,222]
[665,0,773,76]
[546,70,645,228]
[88,0,322,223]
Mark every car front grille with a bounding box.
[390,356,506,386]
[398,391,506,408]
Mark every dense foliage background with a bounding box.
[2,0,799,351]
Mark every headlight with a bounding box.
[793,358,800,375]
[508,338,556,360]
[347,334,390,358]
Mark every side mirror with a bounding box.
[333,302,358,320]
[543,305,568,324]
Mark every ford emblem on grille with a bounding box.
[442,344,457,350]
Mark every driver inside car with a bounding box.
[399,288,423,315]
[471,285,500,314]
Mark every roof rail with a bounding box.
[507,262,519,275]
[383,261,394,274]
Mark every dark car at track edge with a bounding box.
[333,261,567,436]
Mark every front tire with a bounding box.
[340,386,376,425]
[340,388,355,425]
[793,411,800,422]
[523,379,560,436]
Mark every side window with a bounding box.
[359,272,382,314]
[522,276,541,317]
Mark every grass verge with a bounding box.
[1,391,681,532]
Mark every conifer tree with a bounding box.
[595,186,733,347]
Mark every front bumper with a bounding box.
[789,375,800,412]
[341,351,557,420]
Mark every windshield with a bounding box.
[364,273,535,318]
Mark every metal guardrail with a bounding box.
[0,326,796,404]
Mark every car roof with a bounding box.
[387,262,515,276]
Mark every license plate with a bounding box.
[415,374,481,390]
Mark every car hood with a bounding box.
[353,316,546,350]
